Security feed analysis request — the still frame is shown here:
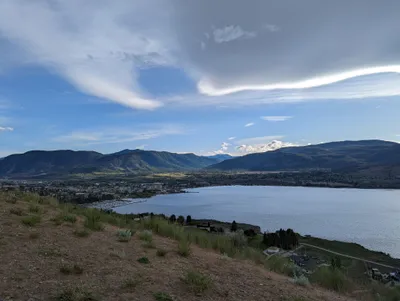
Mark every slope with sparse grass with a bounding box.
[0,191,390,301]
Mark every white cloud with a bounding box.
[244,122,254,127]
[1,0,400,109]
[228,136,236,140]
[213,25,256,43]
[213,142,230,154]
[235,139,296,154]
[54,125,184,145]
[236,135,284,145]
[261,116,292,122]
[0,126,13,131]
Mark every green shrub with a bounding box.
[29,204,41,213]
[310,266,352,292]
[183,270,212,295]
[156,248,168,257]
[21,215,41,227]
[83,209,104,231]
[63,214,77,223]
[137,256,150,264]
[10,207,24,216]
[74,229,90,238]
[292,275,310,287]
[153,292,173,301]
[117,229,132,242]
[139,230,153,242]
[178,239,191,257]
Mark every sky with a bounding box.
[1,0,400,157]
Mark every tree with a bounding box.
[244,229,256,237]
[231,220,237,232]
[177,215,185,225]
[169,214,176,223]
[186,215,192,224]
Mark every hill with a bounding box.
[0,149,218,178]
[0,191,360,301]
[208,140,400,173]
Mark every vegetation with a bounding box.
[309,266,352,292]
[60,264,84,275]
[183,270,212,295]
[177,215,185,225]
[117,229,132,242]
[137,256,150,264]
[263,228,298,250]
[9,207,24,216]
[156,248,168,257]
[186,215,192,224]
[153,292,174,301]
[29,204,41,213]
[121,277,141,290]
[21,215,41,226]
[177,238,191,257]
[139,230,153,242]
[231,220,237,232]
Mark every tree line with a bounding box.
[262,228,298,250]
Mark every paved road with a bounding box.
[300,243,399,270]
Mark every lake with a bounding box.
[113,185,400,258]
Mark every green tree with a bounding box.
[169,214,176,223]
[186,215,192,224]
[177,215,185,225]
[231,220,237,232]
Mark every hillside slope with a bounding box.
[0,149,218,177]
[208,140,400,173]
[0,193,357,301]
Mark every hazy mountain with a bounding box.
[0,149,218,177]
[206,154,234,162]
[207,140,400,173]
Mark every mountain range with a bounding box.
[1,140,400,178]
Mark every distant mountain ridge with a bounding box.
[208,140,400,174]
[0,149,219,177]
[206,154,234,162]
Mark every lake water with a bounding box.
[114,185,400,258]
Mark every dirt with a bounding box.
[0,198,359,301]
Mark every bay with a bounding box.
[113,185,400,258]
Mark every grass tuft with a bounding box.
[156,248,168,257]
[10,207,24,216]
[137,256,150,264]
[177,239,191,257]
[63,214,77,223]
[183,270,212,295]
[83,209,104,231]
[21,215,41,227]
[139,230,153,242]
[153,292,174,301]
[29,204,41,213]
[117,229,132,242]
[121,277,141,290]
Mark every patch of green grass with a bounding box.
[21,215,41,227]
[29,204,41,213]
[137,256,150,264]
[29,232,40,239]
[182,270,212,295]
[73,229,90,238]
[153,292,174,301]
[156,248,168,257]
[139,230,153,242]
[117,229,132,242]
[9,207,24,216]
[177,239,191,257]
[309,266,352,292]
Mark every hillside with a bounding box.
[208,140,400,173]
[0,192,360,301]
[0,150,218,177]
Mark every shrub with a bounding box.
[21,215,41,227]
[264,256,295,276]
[177,215,185,225]
[139,230,153,242]
[121,277,141,290]
[153,292,173,301]
[156,248,168,257]
[83,209,104,231]
[10,207,24,216]
[183,270,212,295]
[137,256,150,264]
[117,229,132,242]
[178,239,191,257]
[310,266,352,292]
[186,215,192,224]
[292,275,310,287]
[109,248,126,259]
[74,229,90,238]
[230,230,247,248]
[63,214,77,223]
[29,204,41,213]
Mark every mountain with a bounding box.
[0,149,218,177]
[207,140,400,173]
[206,154,234,162]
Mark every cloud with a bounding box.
[213,25,256,43]
[244,122,254,127]
[54,124,184,145]
[235,140,296,154]
[261,116,292,122]
[1,0,400,109]
[228,136,236,140]
[236,135,284,145]
[0,126,13,132]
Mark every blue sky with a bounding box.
[1,1,400,157]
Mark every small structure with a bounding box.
[263,247,280,256]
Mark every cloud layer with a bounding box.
[1,0,400,109]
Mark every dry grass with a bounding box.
[0,191,362,301]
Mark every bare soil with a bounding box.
[0,198,358,301]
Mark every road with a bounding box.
[300,243,399,270]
